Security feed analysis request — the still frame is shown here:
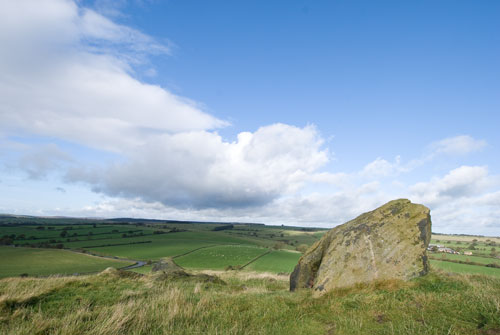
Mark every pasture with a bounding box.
[246,250,302,273]
[430,259,500,277]
[0,246,133,278]
[174,245,268,270]
[2,217,500,279]
[0,218,326,278]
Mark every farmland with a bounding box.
[174,245,268,270]
[428,233,500,277]
[1,215,500,279]
[246,250,302,273]
[0,246,133,279]
[430,260,500,277]
[0,216,326,278]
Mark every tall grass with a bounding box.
[0,269,499,335]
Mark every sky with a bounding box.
[0,0,499,235]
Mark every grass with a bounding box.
[246,250,302,273]
[430,259,500,277]
[0,269,499,334]
[89,240,214,260]
[429,252,500,265]
[175,245,268,270]
[0,246,133,278]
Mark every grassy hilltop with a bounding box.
[0,269,499,335]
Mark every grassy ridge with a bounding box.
[0,270,498,334]
[0,246,133,278]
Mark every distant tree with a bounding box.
[0,237,13,245]
[55,243,64,249]
[60,230,68,238]
[272,242,286,250]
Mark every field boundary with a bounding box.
[172,244,220,259]
[240,250,271,269]
[82,241,152,248]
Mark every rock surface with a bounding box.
[290,199,431,296]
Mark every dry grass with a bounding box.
[0,269,499,335]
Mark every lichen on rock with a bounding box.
[290,199,432,296]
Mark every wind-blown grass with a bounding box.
[0,269,499,335]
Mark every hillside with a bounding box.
[0,269,499,335]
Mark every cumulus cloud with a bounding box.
[60,180,386,228]
[67,124,329,209]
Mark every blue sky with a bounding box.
[0,0,499,235]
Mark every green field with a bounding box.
[175,245,268,270]
[429,252,500,265]
[2,218,500,280]
[430,259,500,277]
[0,246,133,278]
[246,250,302,273]
[0,219,327,278]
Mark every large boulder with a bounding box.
[290,199,431,296]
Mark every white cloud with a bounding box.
[429,135,486,157]
[359,156,408,178]
[16,144,73,180]
[405,166,500,235]
[410,166,490,207]
[0,0,224,153]
[67,124,329,209]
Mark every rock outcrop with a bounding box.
[290,199,431,296]
[151,258,226,285]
